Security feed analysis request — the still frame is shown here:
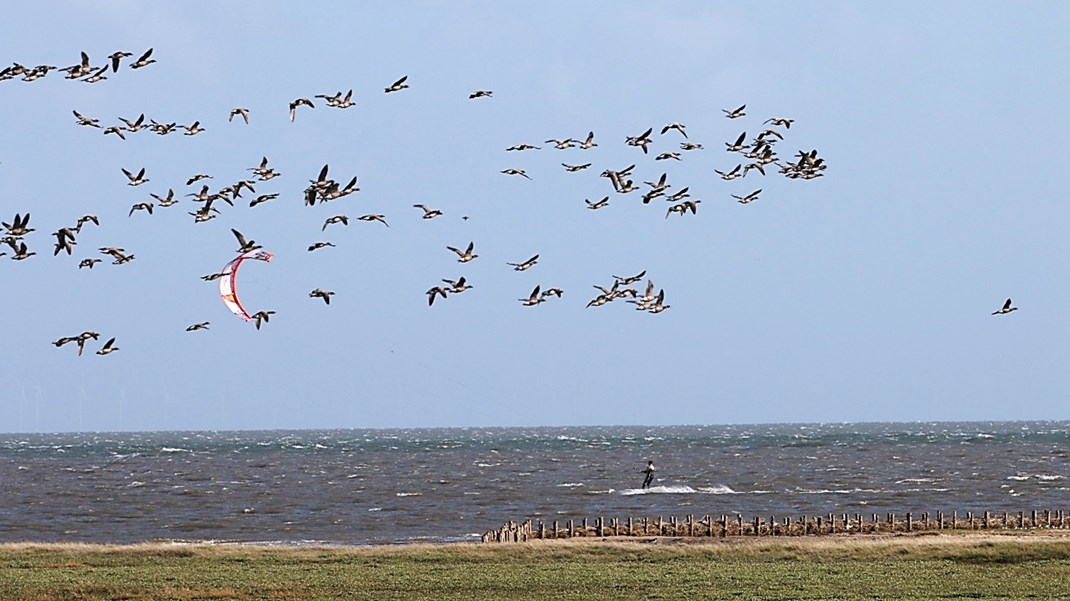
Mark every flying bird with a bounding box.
[519,285,544,306]
[426,286,449,306]
[309,289,335,305]
[723,104,746,119]
[129,48,155,69]
[447,242,478,263]
[501,168,531,179]
[289,97,314,122]
[186,322,210,332]
[585,196,609,210]
[229,107,250,124]
[413,204,443,219]
[231,228,260,253]
[251,310,275,330]
[384,75,409,93]
[122,167,149,186]
[992,298,1018,315]
[96,337,119,355]
[507,254,539,272]
[357,214,389,227]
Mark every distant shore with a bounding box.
[5,532,1070,600]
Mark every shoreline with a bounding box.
[4,528,1070,553]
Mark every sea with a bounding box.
[1,422,1067,546]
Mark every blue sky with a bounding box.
[3,2,1069,433]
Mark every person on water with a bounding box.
[641,460,655,489]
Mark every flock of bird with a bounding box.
[3,46,854,359]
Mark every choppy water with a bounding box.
[1,422,1067,545]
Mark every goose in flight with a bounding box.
[122,167,149,186]
[322,215,349,230]
[661,122,688,138]
[231,229,260,253]
[613,270,646,286]
[96,337,119,355]
[129,48,155,69]
[229,107,250,124]
[289,97,314,122]
[251,310,275,330]
[108,50,132,72]
[426,286,449,306]
[501,168,531,179]
[442,276,473,293]
[585,196,609,210]
[578,131,598,149]
[307,241,336,252]
[3,213,34,237]
[507,254,539,272]
[519,285,544,306]
[186,322,210,332]
[764,117,793,128]
[469,90,492,99]
[128,202,153,217]
[119,113,146,132]
[384,75,409,93]
[357,214,389,227]
[506,143,540,151]
[725,131,748,152]
[413,204,443,219]
[733,189,762,204]
[447,242,477,262]
[562,162,591,172]
[79,258,102,269]
[103,125,126,139]
[625,127,653,154]
[72,110,100,128]
[309,289,335,305]
[716,164,742,180]
[992,299,1018,315]
[722,104,746,119]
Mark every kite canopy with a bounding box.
[218,249,272,321]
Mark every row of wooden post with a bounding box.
[482,509,1070,543]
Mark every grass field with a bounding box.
[3,533,1070,600]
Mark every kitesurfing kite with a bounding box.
[218,249,272,321]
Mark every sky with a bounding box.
[2,2,1069,433]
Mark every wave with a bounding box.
[621,485,697,495]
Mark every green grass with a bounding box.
[3,534,1070,600]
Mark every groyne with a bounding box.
[483,509,1070,543]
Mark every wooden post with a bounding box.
[952,511,957,529]
[967,511,974,529]
[553,520,559,539]
[802,515,808,535]
[1046,509,1051,528]
[983,511,989,529]
[657,516,663,535]
[736,514,743,536]
[628,517,633,536]
[1032,510,1038,528]
[771,516,777,536]
[1018,511,1024,529]
[688,514,694,537]
[720,514,728,537]
[938,511,944,530]
[754,516,761,536]
[907,513,912,532]
[537,520,544,539]
[643,516,649,535]
[707,515,714,537]
[816,516,823,534]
